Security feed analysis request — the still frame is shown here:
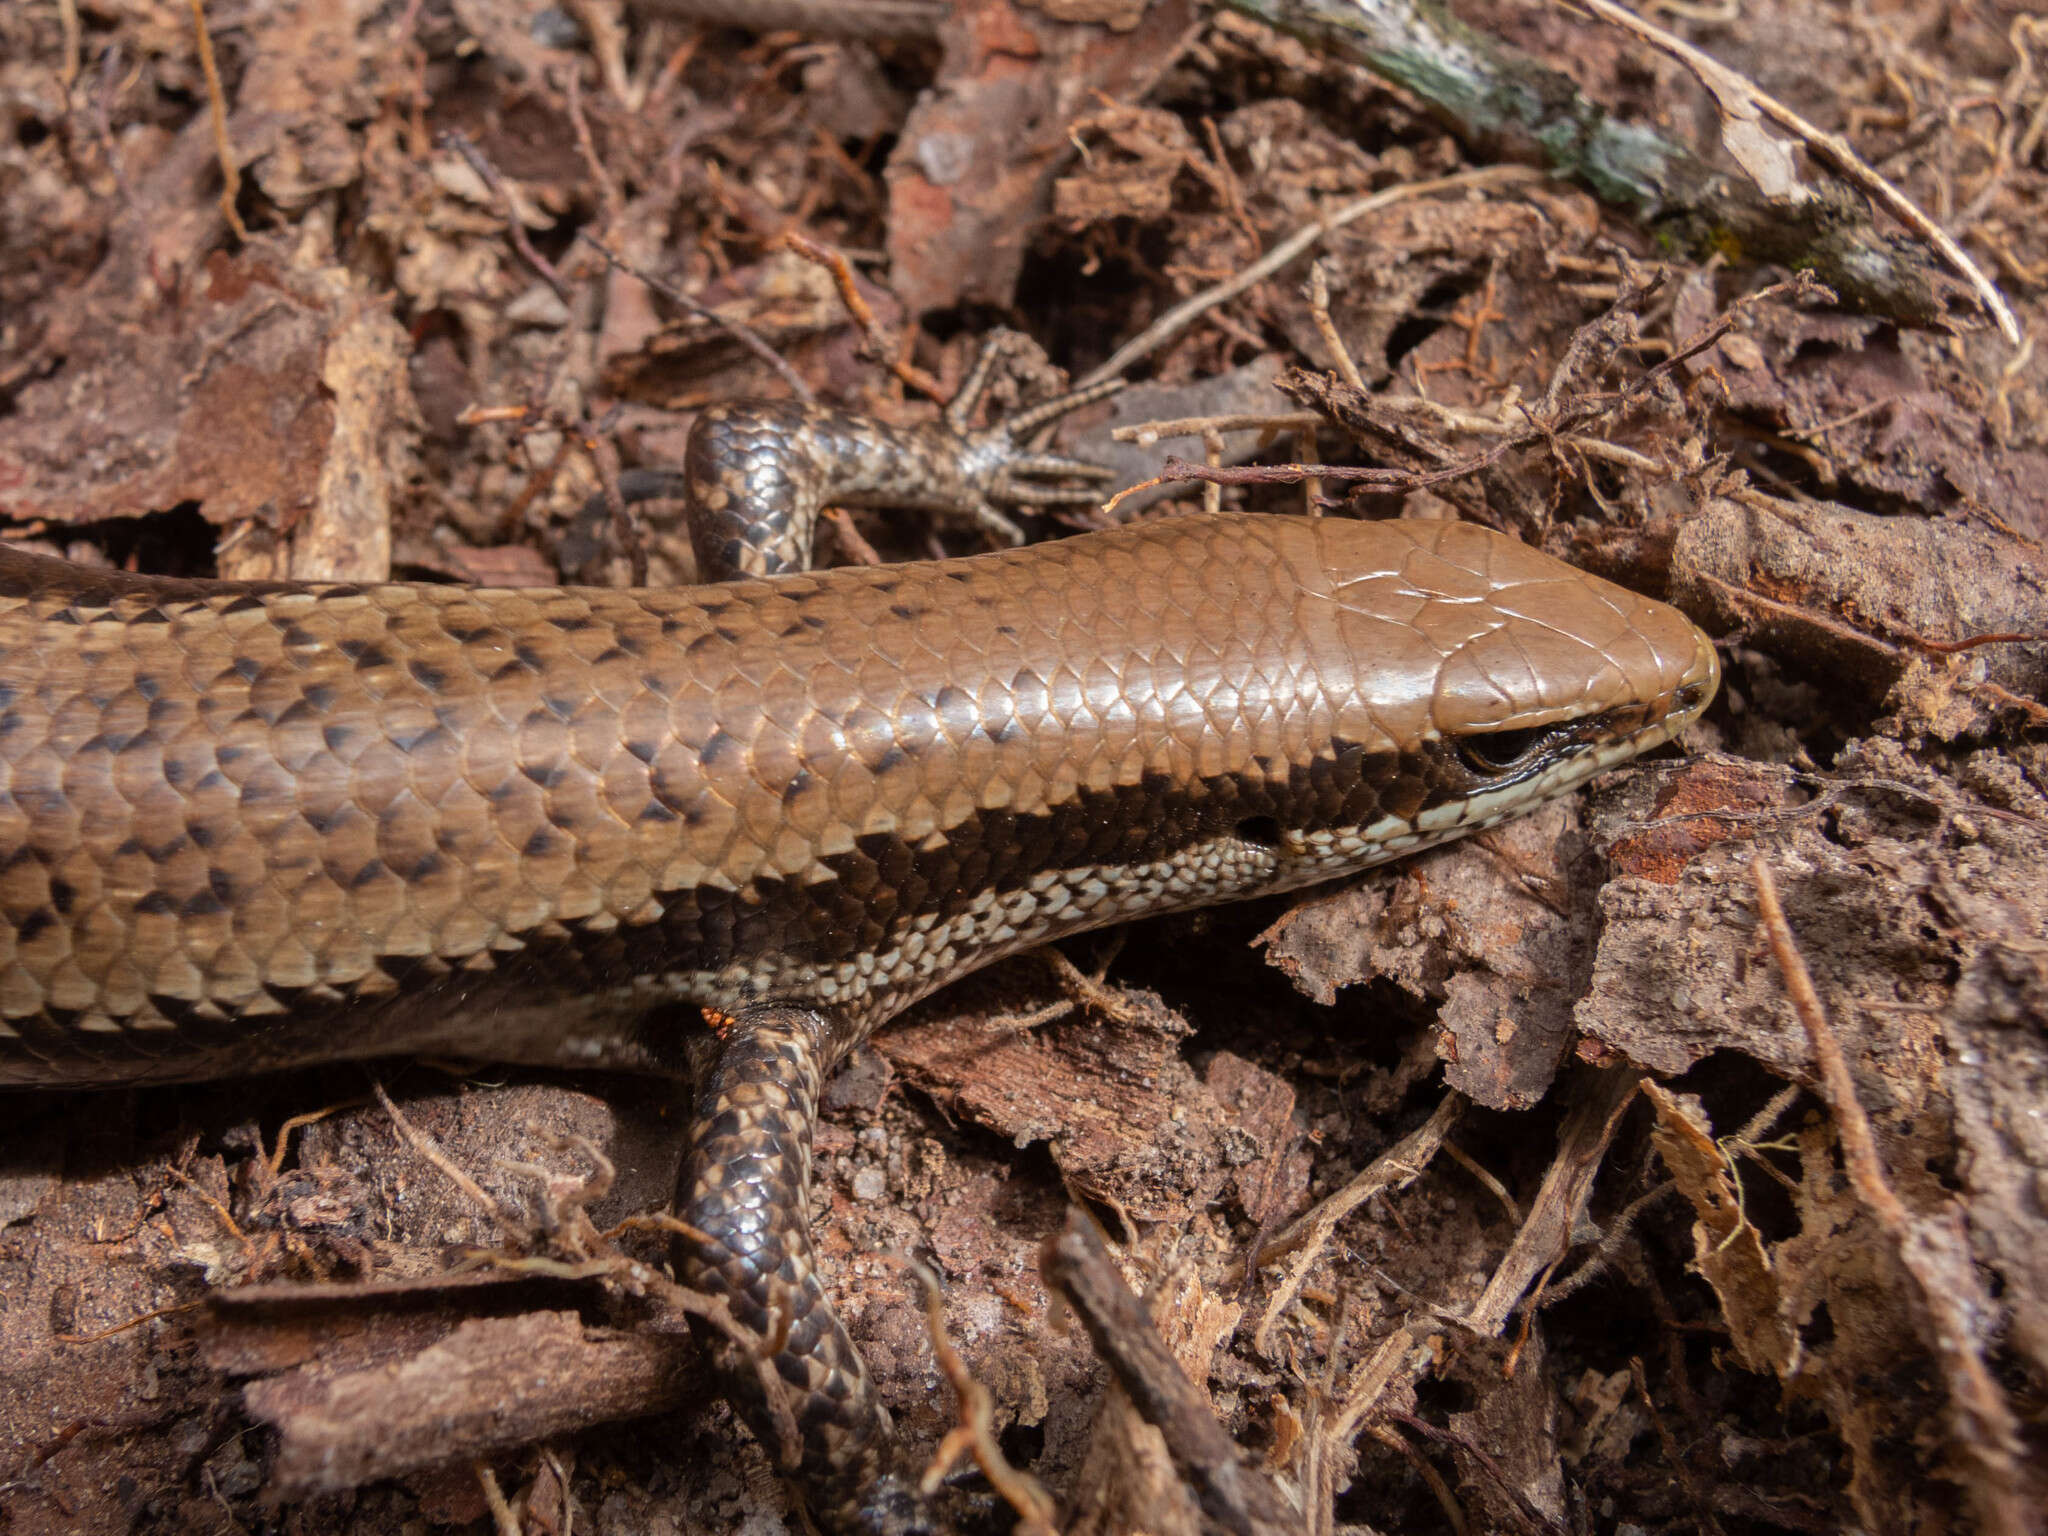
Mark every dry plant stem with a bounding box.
[492,430,577,544]
[1080,166,1542,386]
[1528,1176,1678,1310]
[1568,0,2019,346]
[910,998,1077,1078]
[213,1170,813,1494]
[1906,628,2048,654]
[235,1228,802,1490]
[1305,1323,1427,1531]
[1211,275,1815,504]
[229,1279,730,1491]
[188,0,247,244]
[562,65,621,224]
[1465,1066,1640,1331]
[508,1132,614,1250]
[1203,116,1264,254]
[1041,945,1147,1026]
[820,506,884,565]
[782,232,948,402]
[904,1260,1057,1534]
[620,1216,806,1463]
[1628,1356,1729,1536]
[54,1297,207,1345]
[1253,1092,1462,1356]
[90,44,138,212]
[369,1079,512,1234]
[165,1164,244,1241]
[1291,1068,1644,1530]
[1307,260,1367,390]
[475,1462,520,1536]
[1749,858,2030,1536]
[1201,428,1225,514]
[563,0,631,107]
[1042,1212,1299,1536]
[575,233,812,402]
[539,1450,575,1536]
[1440,1139,1522,1223]
[1731,1081,1802,1149]
[579,422,648,587]
[1382,1410,1569,1536]
[1130,396,1658,478]
[637,0,946,40]
[1369,1423,1468,1536]
[1098,473,1174,520]
[1112,411,1326,443]
[1691,541,2048,714]
[443,130,570,304]
[57,0,81,91]
[644,32,701,110]
[2018,21,2048,168]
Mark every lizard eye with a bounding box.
[1457,725,1552,775]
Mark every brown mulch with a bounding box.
[1,2,2045,1533]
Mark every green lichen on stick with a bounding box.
[1221,0,1969,331]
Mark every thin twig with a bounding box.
[603,1213,808,1466]
[1570,0,2019,346]
[262,1100,363,1189]
[370,1079,512,1232]
[1166,274,1816,502]
[54,1297,208,1345]
[1526,1177,1680,1310]
[165,1164,245,1241]
[1111,411,1325,443]
[562,64,621,227]
[1750,857,2030,1536]
[1043,1212,1299,1536]
[1040,946,1147,1026]
[637,0,946,39]
[1306,259,1366,390]
[906,1258,1058,1534]
[188,0,248,243]
[1465,1067,1644,1333]
[1253,1093,1462,1357]
[1905,628,2048,654]
[57,0,82,92]
[1748,861,1905,1227]
[781,231,948,402]
[1382,1411,1569,1536]
[578,231,813,400]
[1441,1140,1523,1225]
[1081,166,1543,385]
[1369,1423,1469,1536]
[442,130,570,303]
[475,1462,522,1536]
[91,44,138,209]
[579,418,647,586]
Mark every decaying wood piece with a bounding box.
[1576,740,2048,1528]
[1750,858,2031,1536]
[1042,1211,1299,1536]
[1670,491,2048,732]
[204,1276,704,1492]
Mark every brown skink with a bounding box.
[0,392,1717,1532]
